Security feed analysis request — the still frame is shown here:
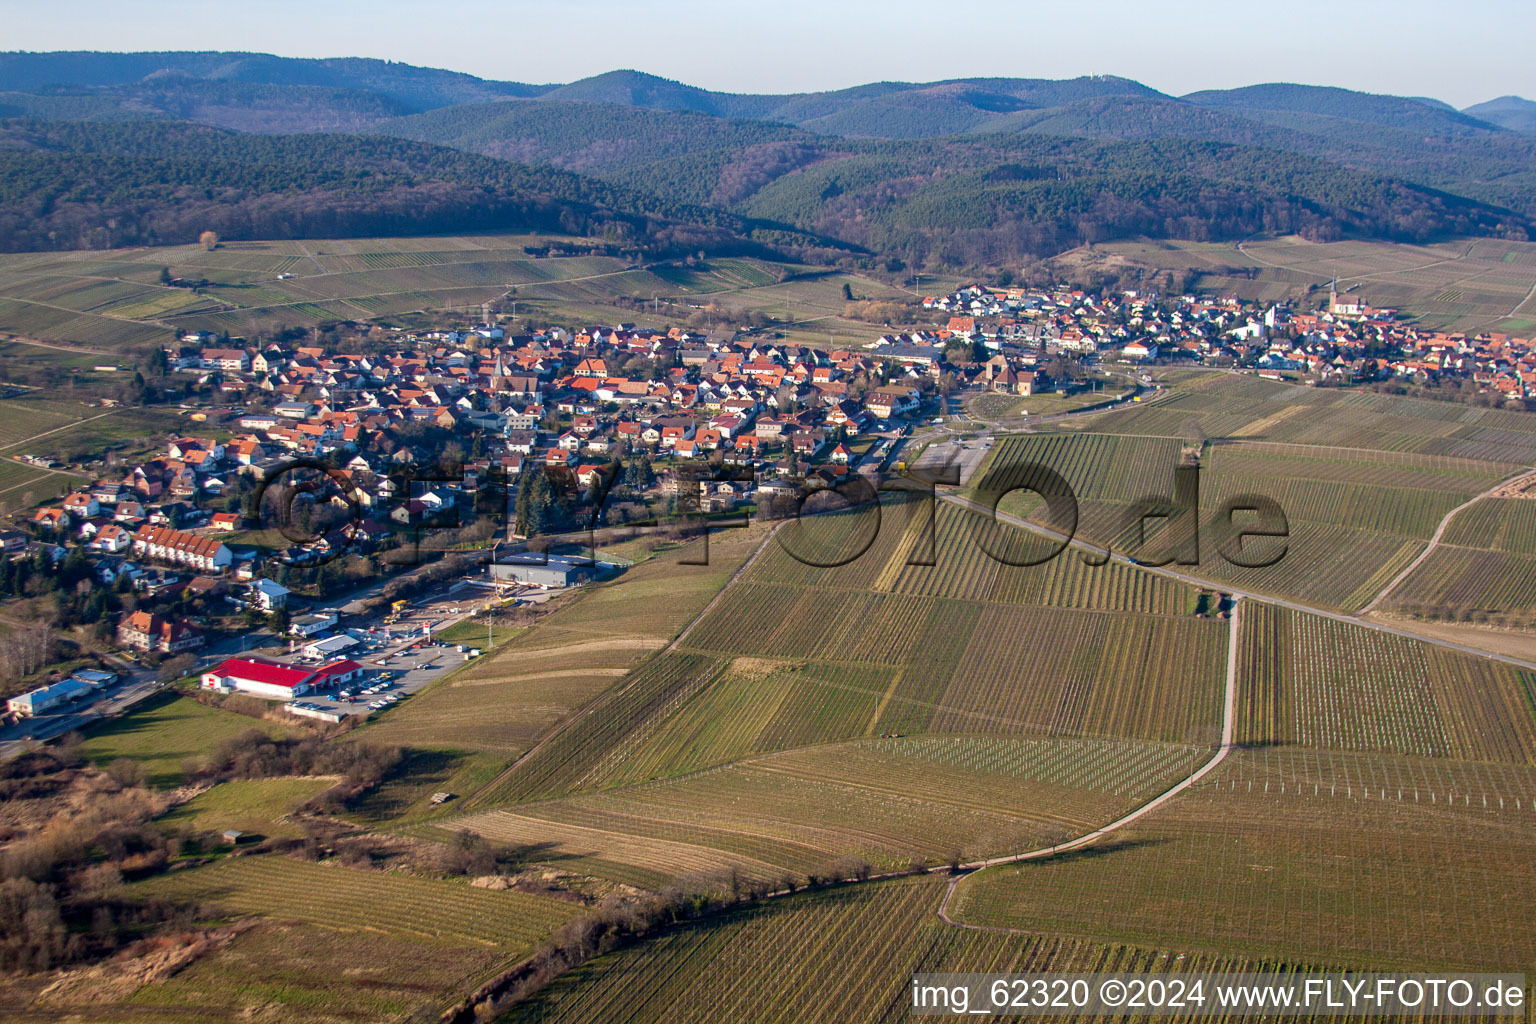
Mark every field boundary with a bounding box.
[934,598,1241,931]
[1359,468,1536,614]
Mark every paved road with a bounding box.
[0,668,162,760]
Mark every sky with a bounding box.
[2,0,1531,107]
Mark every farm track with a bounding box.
[939,491,1536,672]
[466,522,785,805]
[0,409,119,455]
[1359,467,1536,614]
[1235,238,1474,286]
[934,599,1241,931]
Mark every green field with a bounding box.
[156,778,337,839]
[950,748,1536,970]
[79,693,301,788]
[1237,604,1536,762]
[449,736,1205,884]
[1063,236,1536,333]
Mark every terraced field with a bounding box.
[507,872,1404,1024]
[125,855,575,949]
[450,737,1206,882]
[1237,604,1536,762]
[1384,496,1536,621]
[966,424,1522,610]
[950,749,1536,970]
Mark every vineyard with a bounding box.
[0,395,92,451]
[952,429,1514,611]
[590,659,900,786]
[450,737,1206,880]
[950,749,1536,971]
[507,872,1393,1024]
[1082,372,1536,464]
[360,528,764,759]
[1237,604,1536,763]
[677,576,1226,744]
[749,498,1200,615]
[1381,496,1536,621]
[124,855,576,949]
[972,433,1181,505]
[463,652,729,807]
[1383,547,1536,622]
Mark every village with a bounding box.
[4,276,1533,731]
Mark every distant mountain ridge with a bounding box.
[1465,96,1536,134]
[0,51,1532,262]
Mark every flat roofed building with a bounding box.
[489,555,597,588]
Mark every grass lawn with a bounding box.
[79,692,301,788]
[157,777,335,839]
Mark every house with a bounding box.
[289,612,339,638]
[117,610,203,654]
[201,348,251,373]
[31,508,71,533]
[1122,341,1158,360]
[88,524,133,553]
[864,388,920,419]
[62,493,100,518]
[132,525,232,572]
[829,443,851,465]
[209,512,240,532]
[250,578,291,612]
[199,656,362,700]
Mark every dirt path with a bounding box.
[1358,468,1536,615]
[940,491,1536,672]
[1235,238,1473,286]
[464,523,783,806]
[0,409,117,454]
[934,599,1241,930]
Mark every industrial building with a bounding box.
[488,555,597,588]
[8,677,96,717]
[200,656,364,700]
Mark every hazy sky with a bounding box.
[3,0,1531,107]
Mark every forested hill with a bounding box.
[377,101,1533,266]
[0,51,1534,265]
[0,119,797,254]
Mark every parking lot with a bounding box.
[283,635,478,720]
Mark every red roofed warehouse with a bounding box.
[201,657,363,700]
